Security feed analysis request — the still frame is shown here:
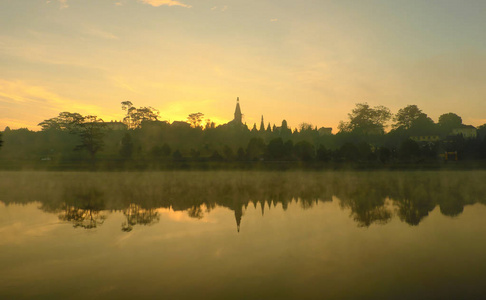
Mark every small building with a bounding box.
[361,127,384,135]
[410,135,440,142]
[452,125,477,139]
[318,127,332,136]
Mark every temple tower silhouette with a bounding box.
[233,97,242,124]
[259,115,265,131]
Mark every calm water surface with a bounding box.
[1,171,486,299]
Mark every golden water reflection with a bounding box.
[2,171,482,231]
[1,171,486,299]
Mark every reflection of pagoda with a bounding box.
[234,204,243,233]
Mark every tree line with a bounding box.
[1,102,486,168]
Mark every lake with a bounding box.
[1,171,486,299]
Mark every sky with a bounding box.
[1,0,485,131]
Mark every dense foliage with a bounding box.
[1,102,485,169]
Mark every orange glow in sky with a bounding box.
[1,0,485,131]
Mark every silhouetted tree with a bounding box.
[299,123,313,132]
[121,101,159,129]
[5,99,486,169]
[187,112,204,128]
[408,113,436,136]
[205,119,215,129]
[73,115,106,160]
[338,103,391,134]
[438,112,462,135]
[38,112,84,131]
[393,105,424,130]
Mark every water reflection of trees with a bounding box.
[59,205,106,229]
[187,205,204,219]
[57,187,106,229]
[2,171,486,230]
[122,204,160,232]
[338,188,392,227]
[334,173,474,226]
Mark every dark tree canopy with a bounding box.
[205,119,215,130]
[299,123,313,131]
[408,113,437,136]
[74,115,106,160]
[438,113,462,134]
[38,112,84,131]
[2,99,485,169]
[187,112,204,128]
[121,101,159,129]
[338,103,391,134]
[394,105,424,130]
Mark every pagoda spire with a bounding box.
[233,97,242,124]
[259,115,265,131]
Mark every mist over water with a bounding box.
[1,170,486,299]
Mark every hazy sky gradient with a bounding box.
[1,0,485,130]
